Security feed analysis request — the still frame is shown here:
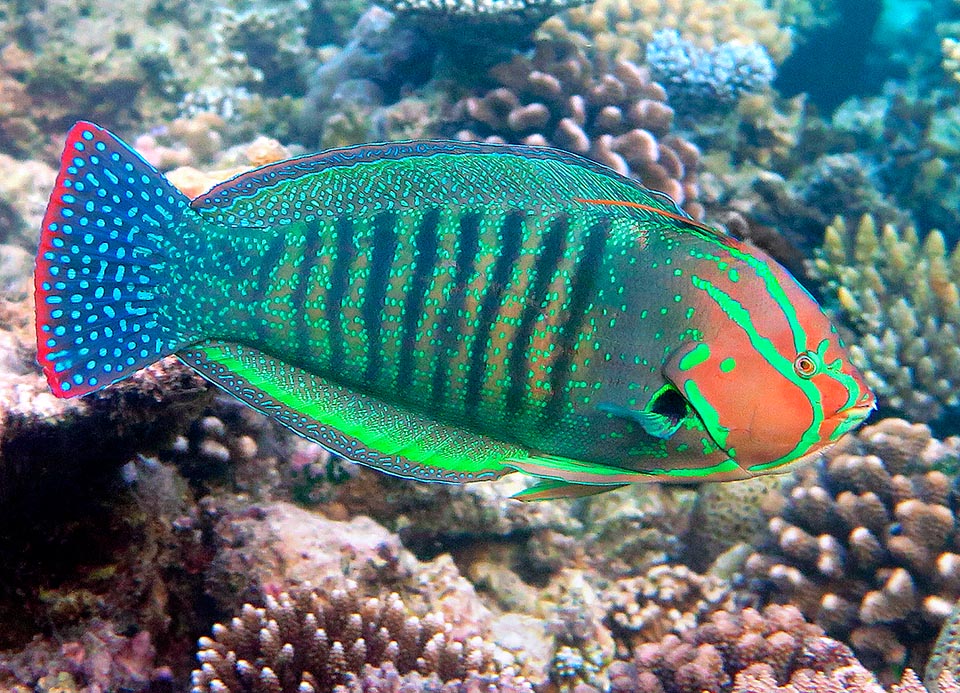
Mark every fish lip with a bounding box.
[837,400,877,420]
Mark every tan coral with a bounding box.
[808,215,960,423]
[539,0,792,65]
[453,40,703,217]
[742,418,960,681]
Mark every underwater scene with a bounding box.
[3,0,960,690]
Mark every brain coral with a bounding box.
[452,39,704,217]
[742,418,960,680]
[538,0,792,65]
[807,215,960,424]
[191,581,520,693]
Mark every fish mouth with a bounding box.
[829,400,876,441]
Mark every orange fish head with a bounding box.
[662,244,876,477]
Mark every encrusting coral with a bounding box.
[742,418,960,679]
[807,215,960,424]
[190,580,527,693]
[452,39,704,216]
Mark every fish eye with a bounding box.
[794,352,819,378]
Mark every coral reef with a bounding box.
[827,87,960,241]
[388,0,588,51]
[808,215,960,424]
[452,39,704,215]
[0,151,57,252]
[191,581,521,693]
[538,0,792,64]
[606,604,888,693]
[742,418,960,679]
[645,29,775,113]
[0,294,213,511]
[299,7,440,149]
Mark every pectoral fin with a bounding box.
[598,401,682,439]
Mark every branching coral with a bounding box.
[452,39,704,216]
[601,564,734,653]
[807,215,960,423]
[742,418,960,679]
[606,604,888,693]
[191,581,519,693]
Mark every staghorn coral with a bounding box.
[538,0,791,65]
[452,39,704,216]
[742,418,960,681]
[606,604,887,693]
[601,564,734,654]
[645,29,775,113]
[807,215,960,424]
[190,581,522,693]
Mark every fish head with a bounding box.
[661,242,876,477]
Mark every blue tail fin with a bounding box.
[35,121,201,397]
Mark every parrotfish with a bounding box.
[35,122,876,500]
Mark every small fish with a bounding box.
[35,122,876,500]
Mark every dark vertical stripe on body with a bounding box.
[363,211,398,383]
[430,211,481,407]
[397,208,440,391]
[541,217,611,422]
[248,228,287,344]
[292,223,321,356]
[506,214,568,414]
[326,215,355,372]
[465,210,525,413]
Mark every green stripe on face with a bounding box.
[688,274,826,468]
[681,378,729,449]
[678,342,711,371]
[642,458,742,478]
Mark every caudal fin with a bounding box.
[35,121,200,397]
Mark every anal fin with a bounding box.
[512,479,628,502]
